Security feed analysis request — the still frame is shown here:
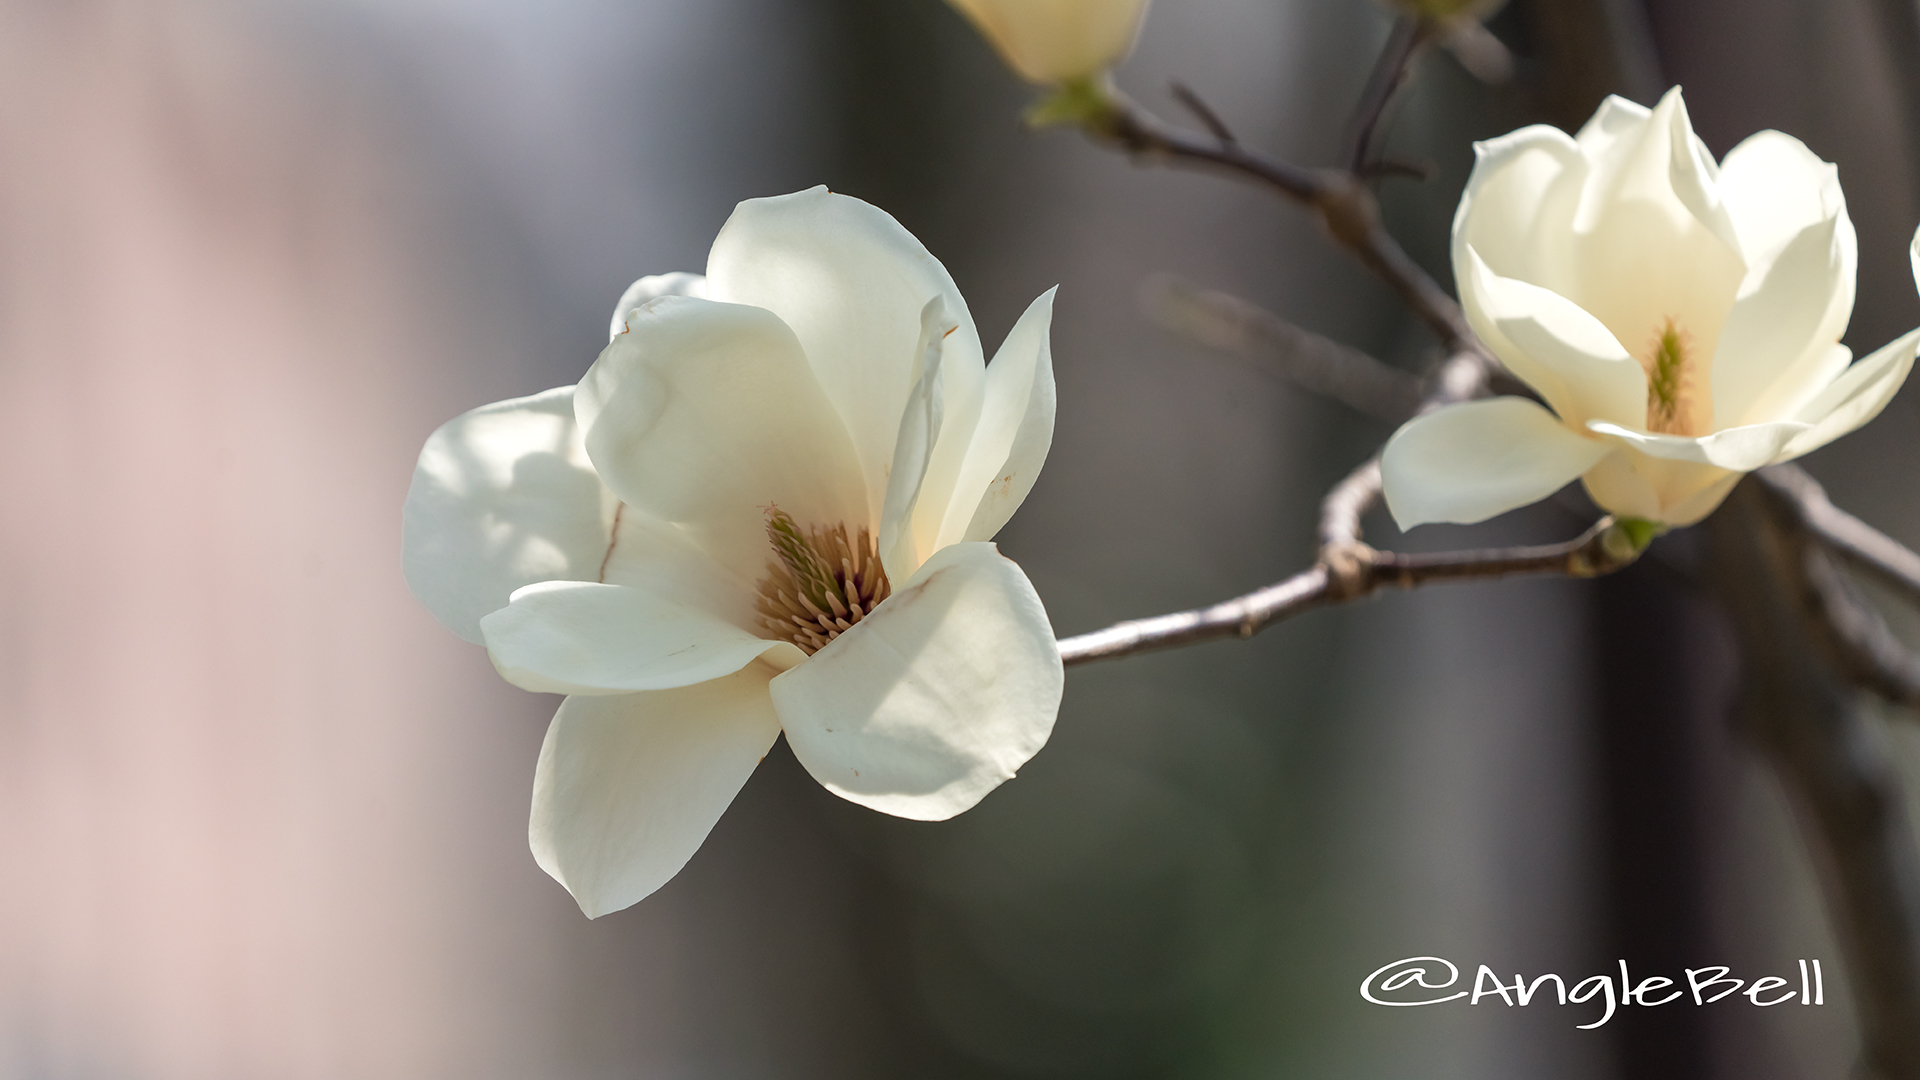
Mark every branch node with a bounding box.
[1313,173,1383,252]
[1319,541,1379,601]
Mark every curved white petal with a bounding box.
[597,505,762,632]
[1563,91,1746,366]
[704,187,987,517]
[1776,327,1920,459]
[1711,211,1855,428]
[530,668,783,918]
[770,542,1062,821]
[1658,470,1743,526]
[1573,94,1651,160]
[1718,131,1845,266]
[1581,447,1740,525]
[481,580,801,696]
[1382,398,1611,529]
[576,295,869,581]
[403,385,615,644]
[1461,248,1648,428]
[1587,418,1808,470]
[1653,88,1745,258]
[942,287,1058,546]
[1579,449,1662,521]
[1452,124,1585,294]
[878,298,955,585]
[608,272,707,342]
[1572,89,1739,254]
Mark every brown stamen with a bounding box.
[755,508,891,655]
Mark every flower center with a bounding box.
[754,508,891,655]
[1643,316,1696,436]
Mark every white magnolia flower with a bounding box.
[1383,87,1919,530]
[947,0,1151,85]
[403,187,1064,917]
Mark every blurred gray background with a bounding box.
[4,0,1920,1077]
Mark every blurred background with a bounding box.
[4,0,1920,1077]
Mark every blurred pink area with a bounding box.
[0,6,597,1076]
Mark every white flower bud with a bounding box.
[947,0,1151,85]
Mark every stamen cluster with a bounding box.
[1643,316,1695,436]
[756,508,892,654]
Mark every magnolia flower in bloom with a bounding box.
[947,0,1151,85]
[1383,87,1919,530]
[403,187,1064,917]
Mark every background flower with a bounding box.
[1384,87,1918,530]
[946,0,1152,84]
[404,188,1064,916]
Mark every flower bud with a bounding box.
[947,0,1151,85]
[1386,0,1502,22]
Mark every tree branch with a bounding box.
[1757,464,1920,610]
[1710,480,1920,1080]
[1089,99,1490,364]
[1799,541,1920,712]
[1750,465,1920,714]
[1057,516,1643,666]
[1140,276,1424,422]
[1342,12,1430,172]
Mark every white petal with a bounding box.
[1578,449,1662,520]
[770,542,1062,821]
[877,298,955,585]
[402,385,615,644]
[1573,94,1651,160]
[1718,131,1845,266]
[530,668,783,918]
[1461,248,1648,428]
[942,287,1058,546]
[480,580,800,696]
[608,272,707,342]
[1381,398,1610,529]
[1586,418,1809,470]
[1659,470,1743,526]
[1652,88,1745,258]
[597,505,763,632]
[1710,212,1855,428]
[1572,89,1738,253]
[1776,327,1920,459]
[1452,124,1586,294]
[705,188,987,517]
[1564,90,1747,364]
[576,295,869,581]
[1583,449,1739,526]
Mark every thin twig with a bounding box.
[1357,157,1435,182]
[1057,517,1641,666]
[1758,464,1920,610]
[1092,102,1488,362]
[1168,81,1237,147]
[1342,13,1430,173]
[1140,276,1424,422]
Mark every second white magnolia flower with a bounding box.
[404,187,1064,917]
[1383,87,1918,530]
